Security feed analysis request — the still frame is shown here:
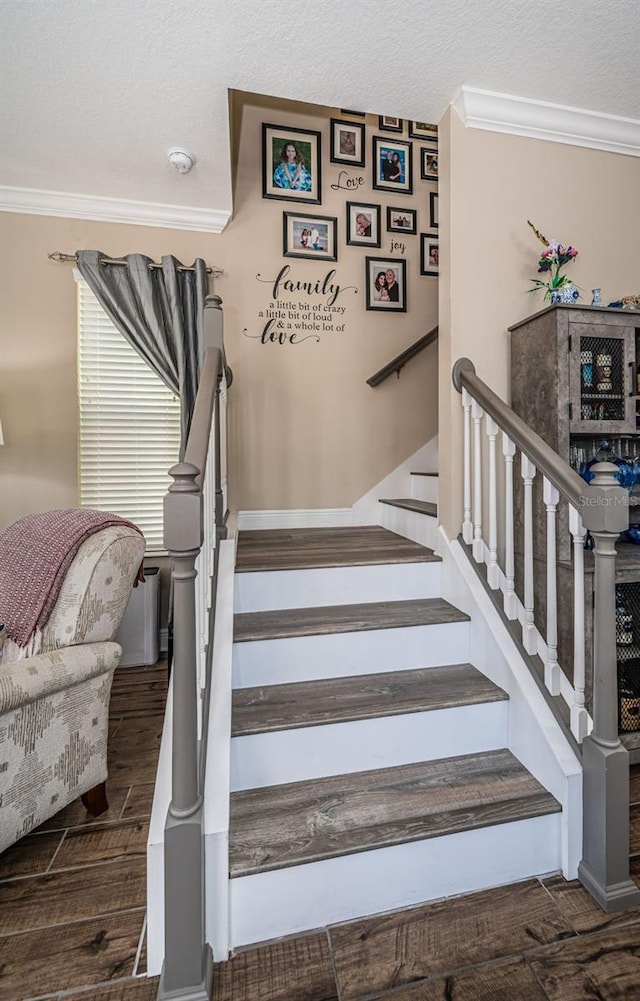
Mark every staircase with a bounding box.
[227,522,563,948]
[378,468,439,550]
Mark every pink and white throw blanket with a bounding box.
[0,508,143,647]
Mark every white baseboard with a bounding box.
[237,508,353,530]
[237,437,439,533]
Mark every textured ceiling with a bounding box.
[1,0,639,217]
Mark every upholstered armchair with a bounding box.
[0,520,145,854]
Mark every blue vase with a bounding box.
[550,285,579,304]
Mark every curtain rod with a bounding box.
[48,251,223,277]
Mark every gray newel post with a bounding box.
[158,462,213,1001]
[578,461,640,911]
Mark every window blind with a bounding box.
[77,277,181,553]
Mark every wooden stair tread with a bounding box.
[379,498,438,517]
[232,664,508,736]
[229,749,561,877]
[233,597,468,643]
[236,525,439,572]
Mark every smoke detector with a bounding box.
[167,147,195,174]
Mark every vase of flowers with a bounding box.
[527,220,579,303]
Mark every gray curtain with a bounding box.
[76,250,207,452]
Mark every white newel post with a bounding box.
[543,478,561,695]
[472,398,484,562]
[521,453,537,654]
[502,433,517,619]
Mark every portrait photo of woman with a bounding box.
[374,271,390,301]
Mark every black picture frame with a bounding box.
[420,148,438,181]
[420,233,439,276]
[346,201,381,247]
[283,211,337,261]
[387,206,417,235]
[408,121,438,143]
[262,123,322,204]
[378,115,403,133]
[365,257,407,312]
[330,118,366,167]
[341,108,366,117]
[429,191,439,229]
[372,136,413,195]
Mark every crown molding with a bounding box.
[452,87,640,157]
[0,185,231,232]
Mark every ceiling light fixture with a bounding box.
[167,147,196,174]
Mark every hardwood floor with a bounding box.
[0,661,165,1001]
[2,658,640,1000]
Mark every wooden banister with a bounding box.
[366,325,438,387]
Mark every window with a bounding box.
[77,275,181,553]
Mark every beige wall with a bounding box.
[438,108,640,537]
[0,94,438,531]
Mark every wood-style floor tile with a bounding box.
[0,830,64,881]
[51,819,148,871]
[109,678,168,718]
[112,663,168,687]
[0,908,145,1001]
[38,783,131,832]
[62,977,160,1001]
[541,873,640,934]
[236,526,438,572]
[630,764,640,806]
[527,922,640,1000]
[329,879,575,1000]
[135,915,147,975]
[376,958,549,1000]
[107,715,164,785]
[121,783,156,820]
[0,856,146,934]
[212,932,337,1001]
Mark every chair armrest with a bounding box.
[0,641,122,714]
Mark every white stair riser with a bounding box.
[229,812,561,948]
[234,562,441,613]
[230,702,508,790]
[232,620,470,688]
[410,475,438,504]
[380,505,439,550]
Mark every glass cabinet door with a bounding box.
[569,323,636,434]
